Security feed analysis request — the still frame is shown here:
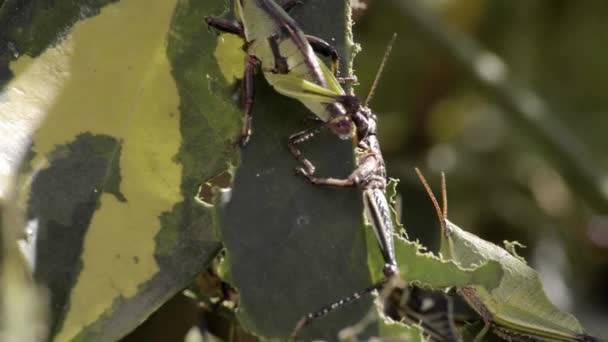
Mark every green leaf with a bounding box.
[393,235,503,291]
[352,179,502,340]
[0,0,115,61]
[2,0,242,340]
[441,219,589,340]
[366,179,503,292]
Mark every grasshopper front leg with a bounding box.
[292,145,398,275]
[288,126,368,188]
[287,125,323,176]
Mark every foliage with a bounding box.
[0,0,605,341]
[1,0,229,340]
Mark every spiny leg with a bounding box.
[288,127,363,187]
[296,151,399,275]
[338,278,408,341]
[288,126,323,176]
[296,153,399,273]
[297,152,379,188]
[289,131,370,187]
[204,17,244,37]
[301,155,400,277]
[238,55,258,146]
[290,279,387,340]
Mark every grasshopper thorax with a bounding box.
[352,106,377,142]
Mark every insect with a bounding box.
[415,169,600,342]
[206,0,398,289]
[206,0,406,337]
[205,0,351,147]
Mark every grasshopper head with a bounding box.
[328,116,353,140]
[327,96,358,139]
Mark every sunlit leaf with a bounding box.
[2,0,244,340]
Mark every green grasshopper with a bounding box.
[207,1,457,340]
[205,0,350,147]
[415,169,600,342]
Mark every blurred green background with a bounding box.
[352,0,608,338]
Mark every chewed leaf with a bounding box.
[213,33,246,84]
[442,219,589,340]
[503,240,527,262]
[354,179,503,339]
[196,170,234,208]
[394,236,503,292]
[367,179,503,292]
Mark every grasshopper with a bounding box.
[415,169,600,342]
[205,0,351,146]
[206,0,440,338]
[206,0,398,291]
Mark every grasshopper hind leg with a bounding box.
[305,35,340,75]
[288,126,323,176]
[290,280,387,340]
[302,35,357,84]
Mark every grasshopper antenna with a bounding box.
[364,33,397,107]
[414,168,446,230]
[441,172,448,220]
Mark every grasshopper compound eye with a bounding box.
[329,117,353,140]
